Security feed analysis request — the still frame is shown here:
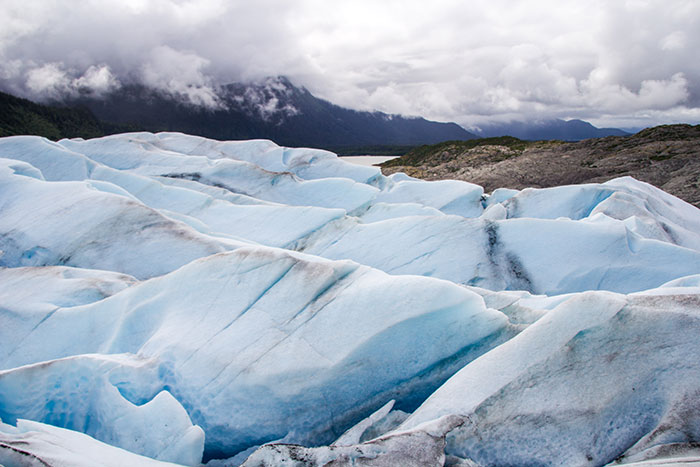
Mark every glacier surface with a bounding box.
[0,132,699,466]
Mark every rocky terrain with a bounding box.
[381,124,700,208]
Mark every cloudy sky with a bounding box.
[1,0,699,129]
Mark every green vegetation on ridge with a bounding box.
[381,136,563,167]
[0,91,134,140]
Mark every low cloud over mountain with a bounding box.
[1,0,699,129]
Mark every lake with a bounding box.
[338,155,399,166]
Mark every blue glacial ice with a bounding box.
[0,418,189,467]
[0,246,510,459]
[0,132,699,466]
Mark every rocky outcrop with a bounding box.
[381,124,700,207]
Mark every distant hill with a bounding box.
[0,91,130,140]
[473,118,630,141]
[381,124,700,207]
[61,77,476,151]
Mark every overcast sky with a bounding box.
[1,0,699,129]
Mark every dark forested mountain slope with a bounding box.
[63,77,476,150]
[0,91,129,140]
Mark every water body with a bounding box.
[338,155,399,166]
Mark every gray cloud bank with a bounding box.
[1,0,699,129]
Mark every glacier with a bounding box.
[0,132,699,466]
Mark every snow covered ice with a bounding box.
[1,132,700,466]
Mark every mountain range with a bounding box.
[472,118,630,140]
[61,77,476,151]
[3,77,631,150]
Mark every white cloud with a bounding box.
[0,59,23,81]
[0,0,698,128]
[24,63,120,99]
[234,77,300,120]
[141,46,221,108]
[660,31,686,51]
[74,65,120,95]
[25,63,72,98]
[581,71,689,112]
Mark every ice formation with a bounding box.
[1,132,699,466]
